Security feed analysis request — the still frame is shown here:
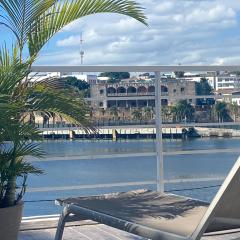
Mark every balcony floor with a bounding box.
[18,217,240,240]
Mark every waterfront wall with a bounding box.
[40,126,240,140]
[41,127,185,140]
[195,127,240,137]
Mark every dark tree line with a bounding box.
[99,72,130,83]
[62,76,90,97]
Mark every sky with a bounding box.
[2,0,240,66]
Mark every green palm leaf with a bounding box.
[0,0,56,50]
[0,0,147,207]
[1,0,147,58]
[26,0,145,57]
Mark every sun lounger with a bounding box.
[54,156,240,240]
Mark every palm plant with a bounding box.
[214,101,229,122]
[0,0,147,208]
[0,0,146,61]
[0,113,44,207]
[143,107,153,120]
[161,106,171,122]
[171,100,195,123]
[109,106,118,119]
[132,109,142,120]
[228,102,239,122]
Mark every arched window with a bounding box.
[148,86,155,92]
[137,86,147,94]
[107,87,116,94]
[117,86,126,93]
[127,86,137,93]
[161,85,168,92]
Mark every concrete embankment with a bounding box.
[41,127,185,140]
[40,126,240,139]
[195,127,240,137]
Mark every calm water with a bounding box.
[23,138,240,217]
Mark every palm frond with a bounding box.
[0,0,56,49]
[27,0,147,57]
[15,142,45,159]
[26,85,94,132]
[0,44,32,98]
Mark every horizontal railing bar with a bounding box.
[28,152,156,161]
[105,96,155,100]
[28,148,240,162]
[28,181,156,192]
[39,122,240,131]
[86,95,240,101]
[164,148,240,155]
[159,95,240,100]
[27,177,224,193]
[163,122,240,127]
[31,65,240,72]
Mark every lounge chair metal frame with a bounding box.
[54,156,240,240]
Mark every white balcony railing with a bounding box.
[107,92,156,97]
[26,65,240,218]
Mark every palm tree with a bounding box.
[228,102,239,122]
[109,106,118,119]
[143,107,153,120]
[132,109,142,120]
[171,100,195,123]
[161,106,171,122]
[214,101,229,122]
[0,0,147,62]
[0,0,147,207]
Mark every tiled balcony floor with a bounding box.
[18,217,240,240]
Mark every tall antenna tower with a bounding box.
[80,32,84,65]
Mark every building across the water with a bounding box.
[90,78,196,110]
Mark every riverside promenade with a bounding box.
[39,125,240,140]
[40,125,185,140]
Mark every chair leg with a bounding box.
[54,206,71,240]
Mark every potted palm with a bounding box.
[0,0,146,239]
[0,107,44,240]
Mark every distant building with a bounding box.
[230,91,240,106]
[216,74,240,92]
[182,72,217,90]
[89,78,196,110]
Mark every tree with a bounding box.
[195,78,214,106]
[132,109,143,120]
[0,0,147,208]
[196,78,213,95]
[228,102,238,122]
[65,76,90,90]
[171,100,195,122]
[99,72,130,83]
[214,101,229,122]
[64,76,90,97]
[109,106,118,119]
[174,71,185,78]
[161,106,171,122]
[143,107,153,120]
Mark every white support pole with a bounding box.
[155,71,164,193]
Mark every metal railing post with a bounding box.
[155,71,164,193]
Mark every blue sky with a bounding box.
[1,0,240,66]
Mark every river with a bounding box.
[24,137,240,217]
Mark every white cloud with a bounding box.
[185,5,236,24]
[57,29,98,47]
[155,2,174,13]
[36,0,240,66]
